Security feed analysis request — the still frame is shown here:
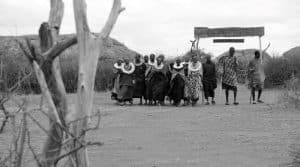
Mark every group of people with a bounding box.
[111,47,264,106]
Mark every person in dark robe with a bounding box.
[220,47,239,105]
[166,62,174,104]
[202,55,217,105]
[133,54,147,105]
[143,55,150,104]
[148,55,168,106]
[248,50,265,104]
[145,54,155,105]
[168,58,186,106]
[111,59,123,101]
[118,58,135,106]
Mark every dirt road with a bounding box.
[87,88,300,167]
[1,87,300,167]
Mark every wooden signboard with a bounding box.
[213,39,245,43]
[194,27,264,38]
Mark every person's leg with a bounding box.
[257,88,263,103]
[211,89,216,105]
[251,87,256,104]
[139,97,143,105]
[204,88,209,105]
[225,89,229,105]
[233,87,239,105]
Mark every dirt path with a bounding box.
[87,88,300,167]
[1,87,300,167]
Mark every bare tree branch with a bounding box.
[100,0,125,39]
[16,110,27,167]
[16,39,35,63]
[73,0,90,36]
[53,141,103,165]
[32,61,62,126]
[27,131,42,167]
[44,36,78,61]
[49,0,64,42]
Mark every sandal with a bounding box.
[233,102,239,105]
[257,100,264,103]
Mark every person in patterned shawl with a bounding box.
[221,47,239,105]
[202,55,217,105]
[133,54,147,105]
[168,58,186,106]
[118,58,135,106]
[248,50,264,104]
[185,54,203,106]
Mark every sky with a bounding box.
[0,0,299,57]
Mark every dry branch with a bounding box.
[100,0,125,39]
[71,1,124,166]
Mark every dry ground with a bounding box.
[1,86,300,167]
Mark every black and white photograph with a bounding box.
[0,0,300,166]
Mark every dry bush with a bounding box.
[264,56,294,88]
[0,36,137,94]
[279,77,300,109]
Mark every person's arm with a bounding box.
[234,57,238,73]
[213,63,217,78]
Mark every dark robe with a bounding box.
[118,72,134,101]
[133,63,146,98]
[202,61,217,98]
[168,67,185,105]
[148,65,168,103]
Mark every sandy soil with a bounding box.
[1,87,300,167]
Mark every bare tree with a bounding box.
[71,0,124,166]
[17,0,77,165]
[15,0,124,166]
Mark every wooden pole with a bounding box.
[259,36,263,64]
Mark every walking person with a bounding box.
[111,59,123,101]
[168,58,186,106]
[185,54,203,106]
[148,55,168,106]
[133,54,147,105]
[221,47,239,105]
[248,51,265,104]
[118,58,135,106]
[202,55,217,105]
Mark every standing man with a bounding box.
[221,47,239,105]
[202,55,217,105]
[248,51,264,104]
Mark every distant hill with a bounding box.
[283,46,300,77]
[283,46,300,59]
[0,34,138,92]
[0,34,138,61]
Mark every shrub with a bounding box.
[264,56,294,88]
